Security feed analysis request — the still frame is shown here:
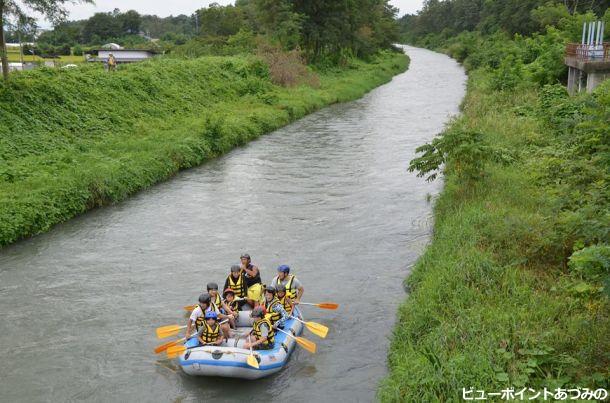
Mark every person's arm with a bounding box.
[293,277,304,304]
[186,320,194,339]
[224,277,230,291]
[186,308,199,337]
[295,286,304,303]
[254,324,269,347]
[243,264,259,278]
[215,327,225,345]
[221,301,235,317]
[275,303,289,328]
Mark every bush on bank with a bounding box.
[0,51,408,246]
[379,29,609,402]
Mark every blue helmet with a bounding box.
[277,265,290,273]
[204,311,218,320]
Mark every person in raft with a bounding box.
[224,264,247,299]
[240,253,262,288]
[197,311,225,346]
[276,284,294,316]
[243,307,275,350]
[207,282,238,329]
[263,285,289,330]
[223,288,241,327]
[187,293,231,341]
[271,265,304,305]
[241,253,264,308]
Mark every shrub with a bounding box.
[490,55,524,91]
[409,125,514,182]
[569,245,610,280]
[256,43,319,87]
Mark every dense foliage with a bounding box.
[381,2,609,401]
[5,0,401,64]
[397,0,609,42]
[171,0,400,62]
[0,51,408,246]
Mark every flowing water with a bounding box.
[0,46,465,402]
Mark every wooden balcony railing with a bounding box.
[565,42,610,60]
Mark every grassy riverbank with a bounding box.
[379,39,609,401]
[0,51,408,246]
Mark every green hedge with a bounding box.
[0,52,409,246]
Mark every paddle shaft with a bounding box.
[298,302,338,309]
[275,327,297,340]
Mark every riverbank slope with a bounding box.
[380,40,609,400]
[0,51,408,247]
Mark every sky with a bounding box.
[60,0,423,21]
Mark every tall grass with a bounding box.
[0,51,408,246]
[379,70,609,401]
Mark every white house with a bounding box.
[90,49,157,64]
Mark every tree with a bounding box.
[119,10,141,34]
[1,0,92,81]
[82,12,122,43]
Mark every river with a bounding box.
[0,46,465,402]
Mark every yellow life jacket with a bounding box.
[212,293,222,308]
[194,304,218,330]
[276,274,297,300]
[264,297,282,324]
[199,322,220,344]
[226,298,240,312]
[252,317,275,347]
[226,272,247,298]
[278,294,293,315]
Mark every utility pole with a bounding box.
[0,0,10,81]
[18,21,24,65]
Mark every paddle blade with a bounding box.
[156,325,185,339]
[166,345,187,359]
[305,321,329,339]
[247,354,260,369]
[316,302,339,310]
[183,305,197,312]
[295,336,317,353]
[154,337,183,354]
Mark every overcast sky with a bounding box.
[61,0,423,21]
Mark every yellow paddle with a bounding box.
[298,302,339,310]
[247,343,260,369]
[154,333,194,354]
[166,343,211,359]
[276,328,317,353]
[156,324,187,339]
[290,316,328,338]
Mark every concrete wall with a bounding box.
[586,71,610,92]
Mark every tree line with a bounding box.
[398,0,609,42]
[1,0,400,81]
[5,1,400,59]
[192,0,400,61]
